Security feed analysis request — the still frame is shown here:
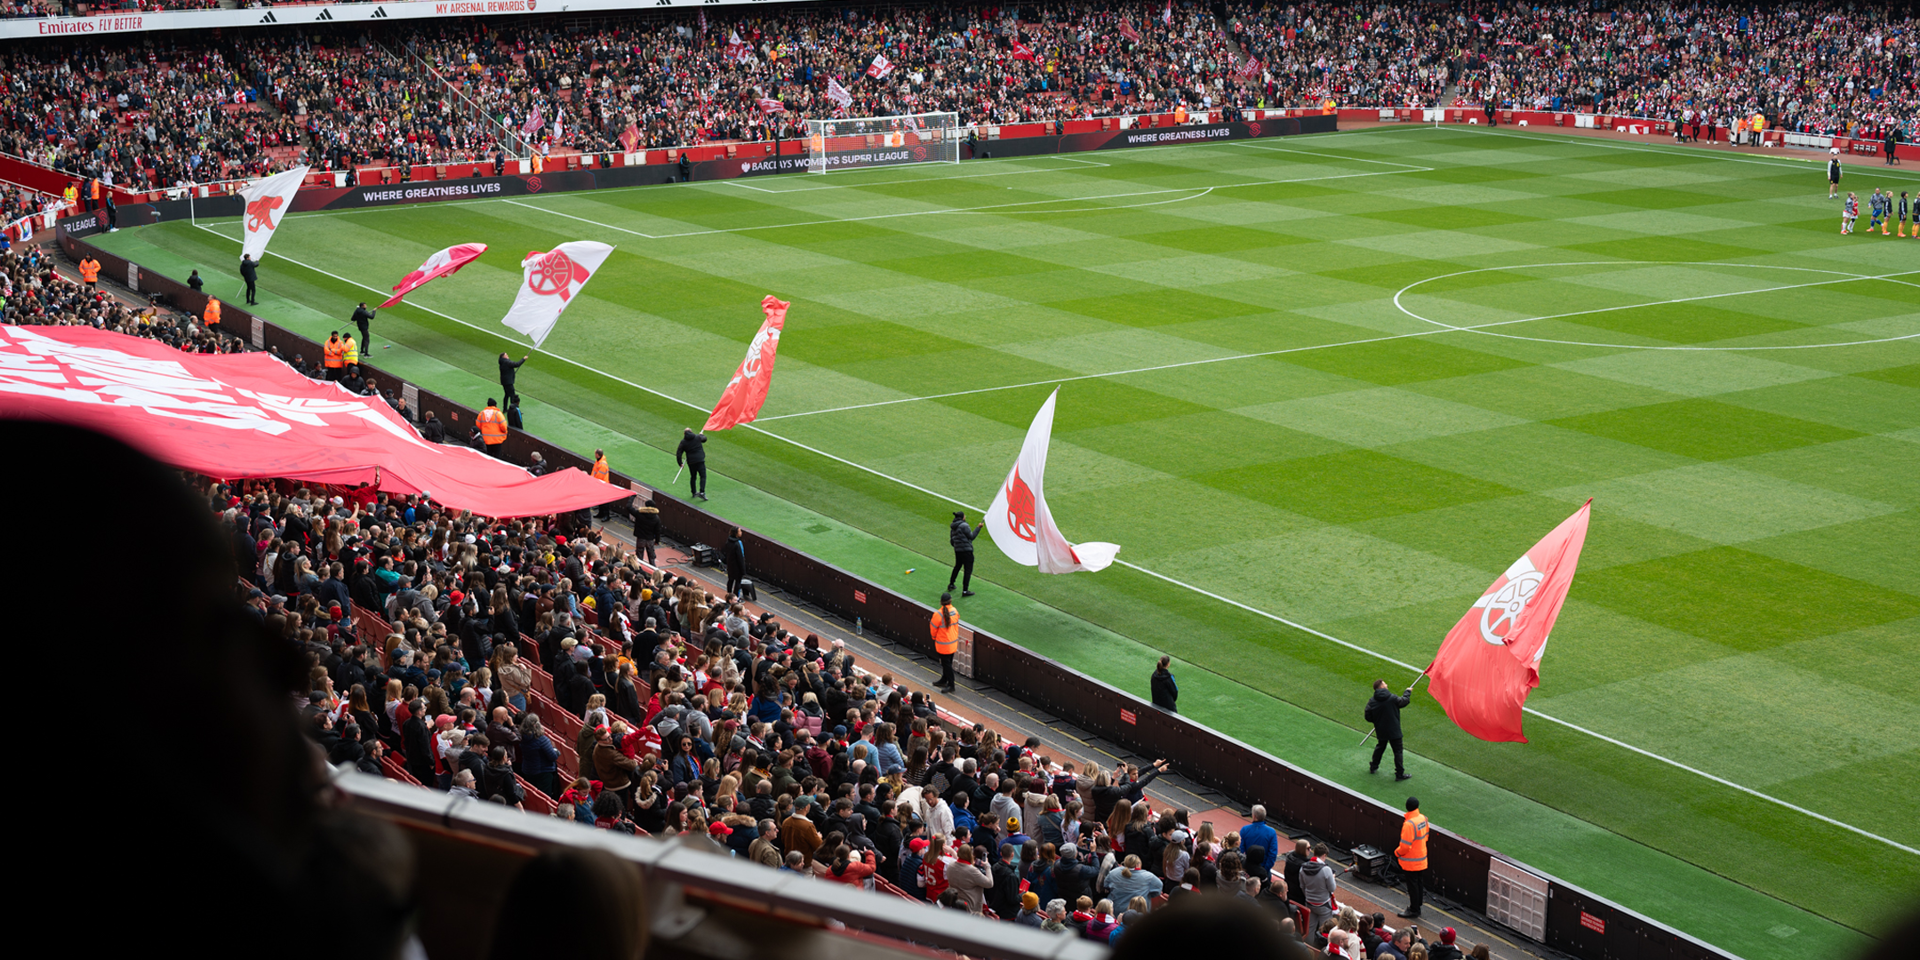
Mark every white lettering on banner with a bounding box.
[0,325,421,440]
[1119,126,1238,145]
[358,182,504,203]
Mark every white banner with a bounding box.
[983,388,1121,574]
[0,0,812,39]
[500,241,614,347]
[237,166,309,262]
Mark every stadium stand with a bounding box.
[6,2,1906,185]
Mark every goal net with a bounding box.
[805,112,961,174]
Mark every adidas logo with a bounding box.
[257,10,276,21]
[370,6,388,16]
[315,7,333,18]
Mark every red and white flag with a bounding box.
[697,9,706,33]
[380,243,487,307]
[1237,55,1262,80]
[1118,19,1141,41]
[984,389,1120,574]
[237,165,308,262]
[726,30,751,62]
[867,53,894,78]
[500,241,614,347]
[757,97,786,115]
[1163,0,1173,25]
[1010,39,1037,61]
[826,77,854,108]
[1426,501,1591,743]
[704,296,789,431]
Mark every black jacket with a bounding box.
[950,517,979,553]
[558,665,597,718]
[1368,687,1411,740]
[401,716,434,783]
[499,354,526,385]
[351,305,376,327]
[421,416,445,443]
[480,762,525,806]
[722,535,745,574]
[1150,667,1178,710]
[239,258,257,282]
[676,432,706,466]
[632,506,662,539]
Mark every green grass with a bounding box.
[97,126,1920,957]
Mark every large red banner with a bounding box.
[0,324,619,518]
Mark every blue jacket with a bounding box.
[521,733,559,775]
[1240,820,1280,880]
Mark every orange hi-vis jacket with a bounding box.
[203,298,222,326]
[591,456,610,483]
[930,604,960,655]
[78,258,100,283]
[323,338,345,369]
[1396,810,1430,872]
[477,405,509,445]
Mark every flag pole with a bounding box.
[672,465,684,487]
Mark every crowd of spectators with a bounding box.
[0,39,303,190]
[1,242,234,351]
[4,2,1914,182]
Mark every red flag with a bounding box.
[1426,501,1591,743]
[381,243,487,307]
[704,296,789,431]
[1163,0,1173,25]
[867,53,894,78]
[0,324,616,518]
[1010,39,1037,61]
[1118,19,1140,41]
[757,97,787,115]
[618,123,641,153]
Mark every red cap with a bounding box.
[708,821,733,836]
[1441,928,1456,944]
[909,837,929,852]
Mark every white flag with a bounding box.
[237,165,308,262]
[867,54,894,78]
[826,77,854,108]
[984,389,1121,574]
[500,241,614,347]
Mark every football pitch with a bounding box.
[98,125,1918,955]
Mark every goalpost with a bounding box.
[805,112,961,174]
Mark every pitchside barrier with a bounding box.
[56,208,1738,960]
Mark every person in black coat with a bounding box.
[498,352,528,406]
[947,511,979,597]
[401,702,434,785]
[676,427,708,500]
[479,747,525,805]
[239,254,258,305]
[420,411,445,444]
[1150,655,1178,713]
[351,302,377,351]
[1367,679,1414,781]
[558,661,597,718]
[722,527,746,596]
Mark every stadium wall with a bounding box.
[59,203,1743,960]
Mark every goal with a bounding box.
[805,112,961,174]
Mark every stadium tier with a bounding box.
[3,3,1916,960]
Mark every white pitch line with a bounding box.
[1436,124,1920,184]
[193,216,1920,854]
[758,264,1919,422]
[724,154,1113,194]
